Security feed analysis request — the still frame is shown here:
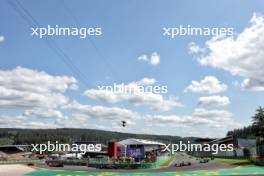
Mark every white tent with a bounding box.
[118,138,164,146]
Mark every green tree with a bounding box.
[252,106,264,137]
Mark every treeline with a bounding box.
[226,126,255,139]
[226,106,264,139]
[0,128,195,145]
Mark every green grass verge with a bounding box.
[159,155,175,167]
[215,158,253,166]
[26,166,264,176]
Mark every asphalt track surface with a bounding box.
[37,152,236,173]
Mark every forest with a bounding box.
[0,128,196,145]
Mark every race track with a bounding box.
[2,153,264,176]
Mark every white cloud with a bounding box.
[146,108,238,129]
[84,78,183,111]
[136,78,156,85]
[1,112,92,129]
[0,71,163,129]
[241,78,264,91]
[198,96,230,106]
[138,52,160,66]
[184,76,227,94]
[0,35,4,43]
[0,98,140,128]
[23,108,63,118]
[0,67,77,109]
[192,108,232,121]
[188,42,205,54]
[63,101,138,124]
[150,52,160,65]
[21,121,58,129]
[138,55,148,62]
[0,115,26,127]
[54,114,90,128]
[0,115,58,129]
[190,13,264,91]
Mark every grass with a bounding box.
[159,155,175,167]
[214,158,253,166]
[26,166,264,176]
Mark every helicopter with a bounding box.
[121,121,126,127]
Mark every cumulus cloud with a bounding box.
[146,108,237,129]
[84,78,183,111]
[1,112,92,129]
[184,76,227,94]
[0,115,26,127]
[1,98,140,128]
[198,96,230,106]
[0,68,135,129]
[136,77,156,85]
[138,52,160,65]
[241,79,264,91]
[138,55,148,62]
[54,114,90,128]
[189,13,264,91]
[23,108,63,119]
[0,67,77,109]
[0,115,58,129]
[0,35,4,43]
[63,101,138,124]
[188,42,205,54]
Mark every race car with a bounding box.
[174,161,192,167]
[199,158,209,163]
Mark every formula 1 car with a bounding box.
[199,158,209,163]
[174,161,192,167]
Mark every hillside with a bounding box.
[0,128,196,145]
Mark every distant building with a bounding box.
[209,136,256,157]
[112,138,166,162]
[73,141,107,158]
[0,145,31,160]
[191,136,256,158]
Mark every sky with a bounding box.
[0,0,264,138]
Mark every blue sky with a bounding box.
[0,0,264,137]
